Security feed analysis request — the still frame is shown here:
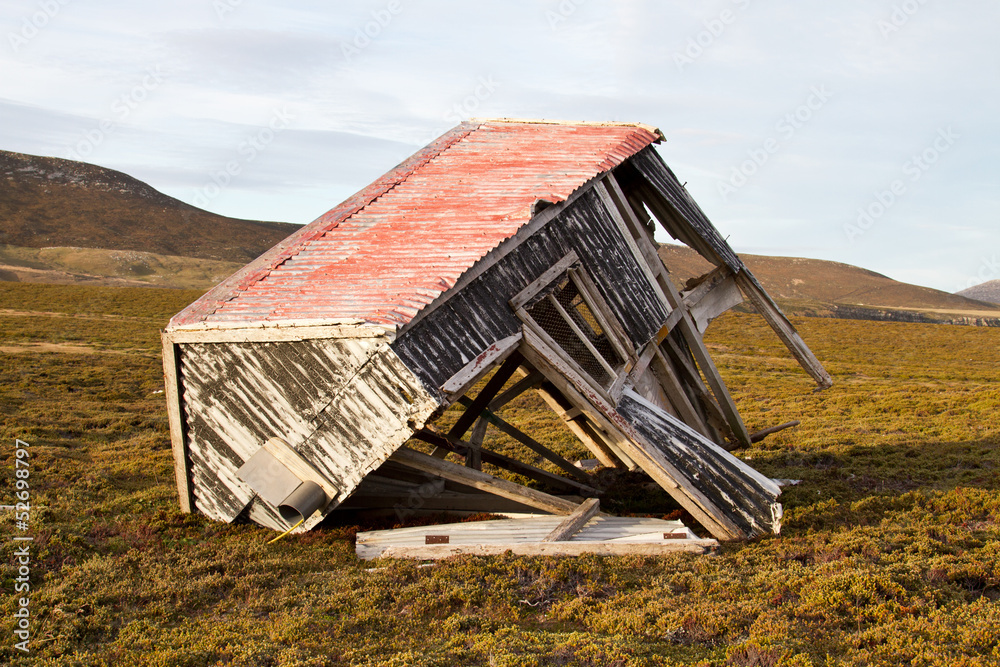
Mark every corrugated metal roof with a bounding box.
[170,119,662,329]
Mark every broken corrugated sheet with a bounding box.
[356,515,718,560]
[616,389,782,538]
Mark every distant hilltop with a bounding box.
[956,279,1000,305]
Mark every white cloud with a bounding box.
[0,0,998,292]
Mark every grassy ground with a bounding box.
[0,245,244,290]
[0,282,998,665]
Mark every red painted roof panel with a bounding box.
[169,120,661,329]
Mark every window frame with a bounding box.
[510,251,636,402]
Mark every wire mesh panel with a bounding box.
[527,277,624,389]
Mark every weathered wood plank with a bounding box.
[534,382,622,469]
[509,250,580,311]
[542,497,601,542]
[161,335,193,513]
[734,272,834,389]
[465,417,487,470]
[440,333,523,397]
[684,272,743,333]
[165,324,389,344]
[368,539,717,560]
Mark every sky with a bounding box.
[1,0,997,293]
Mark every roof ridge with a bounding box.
[472,117,664,142]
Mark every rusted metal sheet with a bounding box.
[169,121,661,329]
[177,336,438,530]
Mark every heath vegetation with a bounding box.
[0,282,998,665]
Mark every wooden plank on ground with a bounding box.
[371,540,717,559]
[542,498,601,542]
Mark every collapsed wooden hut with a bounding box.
[162,119,831,545]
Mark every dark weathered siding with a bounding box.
[629,147,744,273]
[178,337,438,527]
[393,187,668,396]
[616,389,781,538]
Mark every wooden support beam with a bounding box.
[659,273,751,446]
[488,370,544,411]
[413,430,599,496]
[649,347,714,439]
[542,498,601,542]
[389,447,580,515]
[440,333,523,398]
[448,352,524,440]
[520,336,639,469]
[457,396,594,483]
[465,417,487,470]
[161,336,193,513]
[734,272,833,389]
[535,383,622,469]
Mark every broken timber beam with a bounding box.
[456,396,593,483]
[412,430,599,496]
[542,498,601,542]
[733,272,833,389]
[389,447,580,515]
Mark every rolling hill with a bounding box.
[956,279,1000,305]
[1,147,997,326]
[659,244,1000,325]
[0,149,298,286]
